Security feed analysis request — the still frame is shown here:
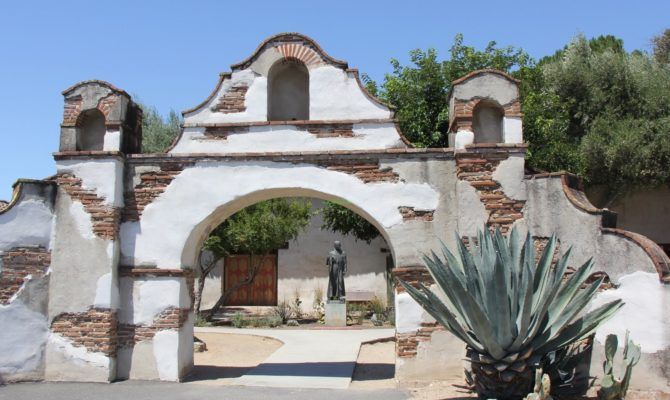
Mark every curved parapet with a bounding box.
[601,228,670,283]
[524,172,662,283]
[0,179,56,251]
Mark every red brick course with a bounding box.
[323,162,399,183]
[56,174,120,240]
[123,163,191,222]
[397,323,445,358]
[398,207,434,222]
[62,93,120,127]
[213,84,248,114]
[0,247,51,305]
[392,266,434,293]
[117,307,190,348]
[456,150,525,233]
[51,308,118,356]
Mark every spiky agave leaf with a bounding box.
[397,227,623,399]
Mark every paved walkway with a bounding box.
[0,381,408,400]
[195,327,395,389]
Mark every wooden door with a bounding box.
[223,254,277,306]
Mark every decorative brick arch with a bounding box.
[275,43,324,67]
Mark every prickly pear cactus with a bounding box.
[523,369,552,400]
[597,331,641,400]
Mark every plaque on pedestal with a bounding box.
[325,300,347,327]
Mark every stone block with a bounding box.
[325,300,346,327]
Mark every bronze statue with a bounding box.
[326,240,347,300]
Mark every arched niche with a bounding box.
[267,59,309,121]
[472,100,504,144]
[76,108,106,151]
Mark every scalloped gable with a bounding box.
[181,33,392,121]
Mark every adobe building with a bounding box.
[0,33,668,389]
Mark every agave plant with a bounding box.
[398,228,624,400]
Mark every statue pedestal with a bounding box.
[325,300,347,327]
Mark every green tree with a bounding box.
[523,34,670,201]
[201,198,312,319]
[652,28,670,64]
[373,34,530,147]
[139,103,181,153]
[320,201,380,244]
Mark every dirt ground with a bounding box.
[186,332,283,385]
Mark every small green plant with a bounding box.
[272,300,292,324]
[291,289,303,320]
[524,369,552,400]
[369,296,386,319]
[231,311,245,328]
[194,313,212,327]
[597,331,641,400]
[312,286,325,319]
[266,315,282,328]
[347,303,365,325]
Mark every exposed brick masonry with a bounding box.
[0,247,51,305]
[51,308,118,356]
[57,174,120,240]
[323,162,399,183]
[451,98,522,132]
[62,93,119,126]
[123,163,190,222]
[392,266,434,293]
[203,123,354,140]
[456,151,525,233]
[398,206,434,222]
[213,84,248,113]
[117,307,190,348]
[397,323,444,358]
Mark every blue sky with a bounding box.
[0,0,668,200]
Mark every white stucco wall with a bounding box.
[278,199,389,309]
[452,74,518,106]
[120,161,439,269]
[184,64,390,127]
[170,123,405,154]
[198,199,390,311]
[56,159,124,207]
[0,199,53,252]
[118,277,191,325]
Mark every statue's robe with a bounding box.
[326,250,347,299]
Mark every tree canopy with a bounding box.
[365,34,530,147]
[365,32,670,202]
[320,200,380,244]
[203,198,313,259]
[139,103,181,153]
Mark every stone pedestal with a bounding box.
[325,300,347,327]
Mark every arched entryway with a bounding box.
[183,192,398,387]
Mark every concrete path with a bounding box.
[195,327,395,389]
[0,381,408,400]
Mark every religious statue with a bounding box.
[326,241,347,300]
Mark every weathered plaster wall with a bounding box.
[0,181,55,383]
[277,199,389,310]
[590,272,670,391]
[523,176,657,282]
[183,65,390,127]
[45,157,124,382]
[120,160,441,270]
[116,275,192,381]
[170,123,405,154]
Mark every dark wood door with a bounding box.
[223,254,277,306]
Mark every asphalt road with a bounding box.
[0,381,409,400]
